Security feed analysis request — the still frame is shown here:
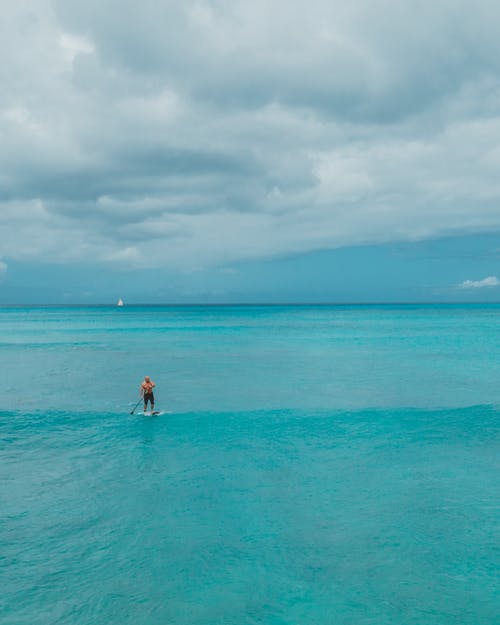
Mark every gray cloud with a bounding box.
[2,1,500,270]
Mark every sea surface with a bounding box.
[1,305,499,625]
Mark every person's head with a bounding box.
[144,376,150,382]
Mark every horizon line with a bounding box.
[1,301,500,307]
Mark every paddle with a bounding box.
[130,397,143,415]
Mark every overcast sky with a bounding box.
[1,0,500,303]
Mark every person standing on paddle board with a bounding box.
[140,376,156,413]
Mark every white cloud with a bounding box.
[459,276,500,289]
[59,32,94,64]
[101,246,142,264]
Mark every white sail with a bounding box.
[117,298,124,306]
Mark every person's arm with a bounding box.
[140,384,144,397]
[151,381,156,388]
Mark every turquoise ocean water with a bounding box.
[1,305,499,624]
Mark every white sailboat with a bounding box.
[117,298,124,307]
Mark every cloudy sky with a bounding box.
[1,0,500,303]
